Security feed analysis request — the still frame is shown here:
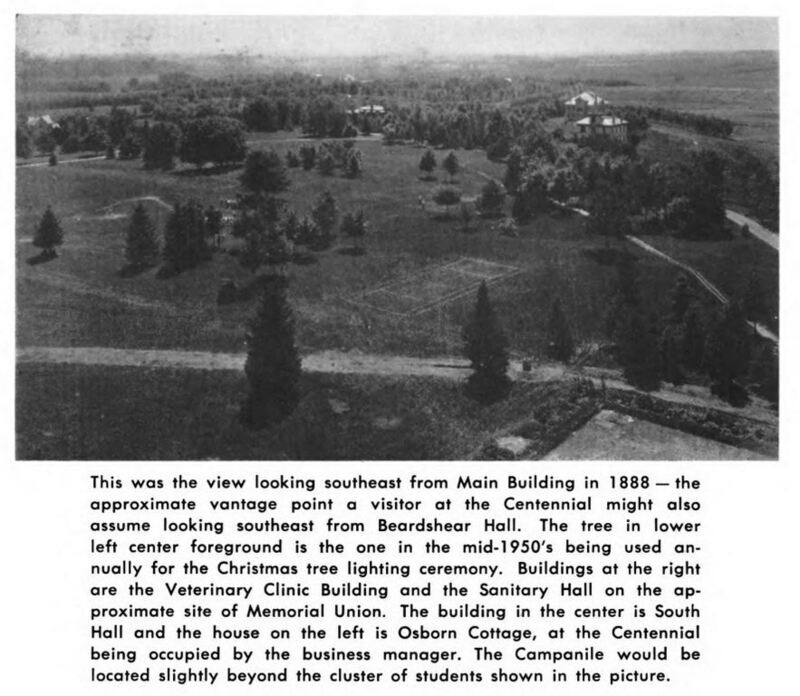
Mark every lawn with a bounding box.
[17,363,579,460]
[636,229,779,334]
[17,134,683,358]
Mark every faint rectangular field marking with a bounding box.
[350,257,521,317]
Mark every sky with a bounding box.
[16,15,779,57]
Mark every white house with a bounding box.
[564,91,608,120]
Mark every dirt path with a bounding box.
[95,196,175,215]
[725,210,779,250]
[17,155,106,169]
[17,345,776,425]
[626,235,778,343]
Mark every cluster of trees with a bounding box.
[142,117,248,171]
[383,103,558,154]
[179,117,247,169]
[418,149,460,181]
[605,263,777,404]
[630,105,734,138]
[286,141,363,177]
[507,141,729,240]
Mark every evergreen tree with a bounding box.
[341,209,367,251]
[433,185,461,217]
[546,298,574,363]
[442,151,460,182]
[280,210,301,245]
[118,133,142,160]
[705,302,752,404]
[162,200,211,273]
[317,150,336,176]
[669,274,693,323]
[659,324,684,385]
[240,229,267,274]
[205,206,223,248]
[125,203,160,269]
[680,304,706,371]
[240,149,289,194]
[241,276,302,429]
[344,148,362,178]
[419,149,437,179]
[33,206,64,257]
[463,282,510,403]
[503,147,524,195]
[477,179,506,217]
[299,145,316,170]
[311,190,338,244]
[513,170,549,223]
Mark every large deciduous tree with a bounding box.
[179,117,247,169]
[143,122,181,171]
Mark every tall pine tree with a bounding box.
[463,282,510,403]
[241,276,302,428]
[34,206,64,257]
[125,203,160,269]
[705,302,752,404]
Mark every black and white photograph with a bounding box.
[15,14,779,460]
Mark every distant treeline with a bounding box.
[16,51,181,80]
[724,146,779,232]
[17,90,160,112]
[627,105,735,138]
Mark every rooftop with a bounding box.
[565,91,607,106]
[575,115,627,127]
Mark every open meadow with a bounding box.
[17,133,685,360]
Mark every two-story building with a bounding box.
[574,113,629,141]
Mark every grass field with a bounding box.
[17,132,685,359]
[17,363,578,460]
[637,229,779,334]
